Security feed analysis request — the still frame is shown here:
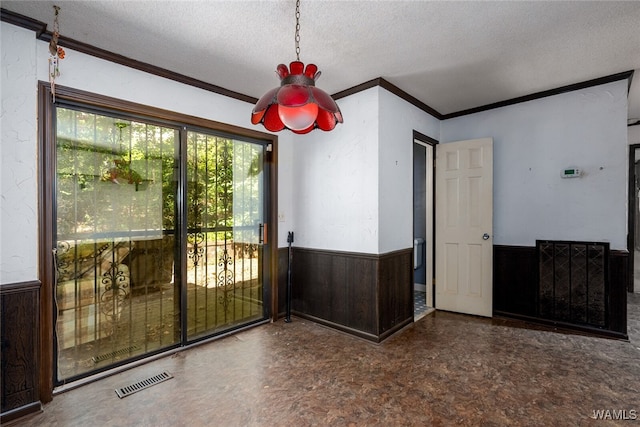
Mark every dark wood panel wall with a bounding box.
[0,281,42,424]
[286,243,627,341]
[608,250,628,335]
[285,247,413,342]
[277,247,289,317]
[493,245,538,317]
[378,250,414,339]
[494,244,628,339]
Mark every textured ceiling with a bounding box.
[3,0,640,122]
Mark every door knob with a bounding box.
[482,233,490,240]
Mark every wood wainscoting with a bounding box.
[0,281,42,424]
[286,247,413,342]
[279,243,627,341]
[277,247,289,317]
[494,244,628,339]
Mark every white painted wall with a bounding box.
[36,44,255,131]
[289,86,440,254]
[277,132,295,247]
[378,87,440,253]
[0,21,295,286]
[2,18,630,286]
[1,24,38,285]
[291,87,380,253]
[441,80,629,250]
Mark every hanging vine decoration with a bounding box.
[48,5,66,102]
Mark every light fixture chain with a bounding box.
[53,5,60,35]
[295,0,301,61]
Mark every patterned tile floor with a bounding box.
[12,294,640,426]
[414,289,433,319]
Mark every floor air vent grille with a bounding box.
[115,371,173,398]
[92,345,140,364]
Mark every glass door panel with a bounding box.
[53,106,269,383]
[185,132,264,340]
[54,108,180,381]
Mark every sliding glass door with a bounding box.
[53,106,268,382]
[185,131,265,340]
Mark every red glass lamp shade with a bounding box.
[252,61,343,134]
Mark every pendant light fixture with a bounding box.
[251,0,343,134]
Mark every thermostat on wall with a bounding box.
[561,167,582,178]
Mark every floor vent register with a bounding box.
[115,371,173,398]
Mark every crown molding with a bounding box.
[0,8,46,36]
[2,8,635,123]
[333,78,444,120]
[442,70,635,120]
[1,8,258,105]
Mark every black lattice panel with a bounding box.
[587,245,606,326]
[570,244,588,324]
[537,241,608,329]
[553,243,571,322]
[538,242,555,318]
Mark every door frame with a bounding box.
[628,144,640,293]
[37,82,278,401]
[413,131,438,308]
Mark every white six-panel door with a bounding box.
[435,138,493,317]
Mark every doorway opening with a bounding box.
[413,132,437,320]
